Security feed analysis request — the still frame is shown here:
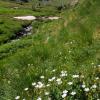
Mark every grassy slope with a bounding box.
[0,1,58,44]
[0,0,100,99]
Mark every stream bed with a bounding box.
[11,16,60,42]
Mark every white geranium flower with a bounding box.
[63,90,68,94]
[37,97,42,100]
[15,96,20,100]
[35,84,39,88]
[61,71,67,74]
[62,93,67,98]
[98,65,100,67]
[48,79,52,82]
[95,77,99,80]
[72,75,79,78]
[45,92,49,96]
[60,71,67,77]
[48,77,56,82]
[40,76,45,79]
[70,91,76,96]
[56,78,62,85]
[35,82,44,88]
[56,78,61,82]
[84,88,89,92]
[60,73,67,77]
[67,82,73,85]
[32,82,36,86]
[91,84,97,89]
[46,84,50,87]
[82,84,86,88]
[24,88,28,91]
[57,80,62,85]
[52,69,56,72]
[52,77,56,80]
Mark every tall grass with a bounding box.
[0,0,100,99]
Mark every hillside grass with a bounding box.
[0,1,58,44]
[0,0,100,100]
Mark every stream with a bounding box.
[11,16,60,42]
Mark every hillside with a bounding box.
[0,0,100,100]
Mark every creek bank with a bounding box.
[11,16,60,42]
[15,25,32,38]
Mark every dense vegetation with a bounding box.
[0,0,100,100]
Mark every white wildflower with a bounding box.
[45,92,49,96]
[48,77,56,82]
[38,82,42,84]
[35,82,44,88]
[32,82,36,86]
[8,81,11,84]
[62,93,67,98]
[24,88,28,91]
[60,73,67,77]
[56,78,62,85]
[28,64,31,66]
[67,82,73,85]
[61,71,67,74]
[84,88,89,92]
[40,76,45,79]
[72,75,79,78]
[95,77,99,80]
[70,91,76,96]
[91,84,97,89]
[56,78,61,82]
[98,65,100,67]
[48,79,52,82]
[82,84,86,88]
[46,84,50,87]
[57,80,62,85]
[37,97,42,100]
[15,96,20,100]
[35,85,39,88]
[63,90,68,94]
[52,77,56,80]
[60,71,67,77]
[52,69,56,72]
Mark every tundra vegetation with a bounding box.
[0,0,100,100]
